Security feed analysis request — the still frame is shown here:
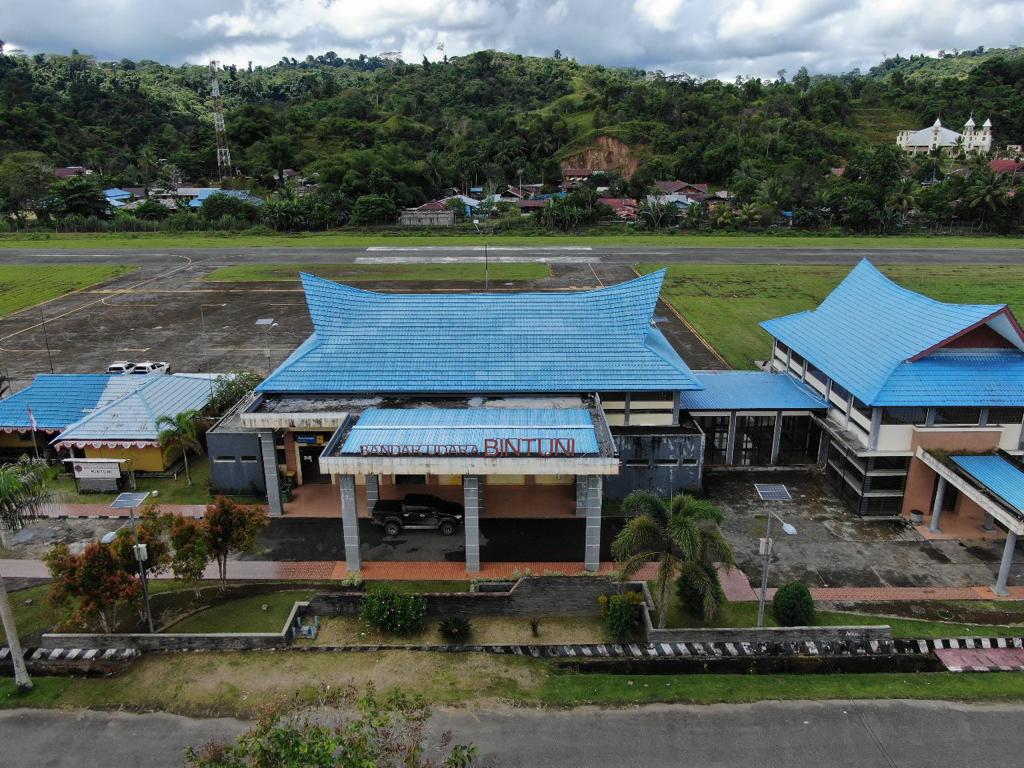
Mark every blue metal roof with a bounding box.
[258,270,700,394]
[54,374,217,445]
[103,188,132,200]
[679,371,828,411]
[0,375,150,432]
[951,455,1024,513]
[760,260,1022,406]
[341,407,600,455]
[876,350,1024,406]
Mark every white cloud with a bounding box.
[4,0,1024,79]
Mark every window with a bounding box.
[694,415,730,465]
[777,415,815,465]
[790,351,805,369]
[734,415,775,466]
[830,381,851,402]
[213,455,236,463]
[775,341,789,357]
[987,407,1024,424]
[240,455,258,463]
[851,398,871,421]
[933,408,983,426]
[882,407,928,425]
[862,496,903,515]
[870,456,910,472]
[395,474,426,485]
[866,474,906,492]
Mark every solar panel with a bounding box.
[755,483,792,501]
[110,492,151,509]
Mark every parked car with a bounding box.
[130,360,171,374]
[371,493,464,536]
[106,360,136,374]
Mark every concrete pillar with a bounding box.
[259,430,282,517]
[868,408,882,450]
[463,475,481,573]
[366,474,379,508]
[725,413,738,466]
[982,513,997,533]
[929,476,947,533]
[770,410,783,465]
[575,475,587,517]
[584,475,602,572]
[339,474,361,572]
[991,531,1018,597]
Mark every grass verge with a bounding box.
[164,590,316,633]
[4,653,1024,715]
[3,231,1024,250]
[0,264,133,318]
[310,616,607,645]
[47,459,263,506]
[639,263,1024,368]
[204,262,551,283]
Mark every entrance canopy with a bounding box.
[916,448,1024,535]
[321,405,619,476]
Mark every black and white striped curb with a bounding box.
[1,647,139,663]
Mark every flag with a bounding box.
[27,406,37,431]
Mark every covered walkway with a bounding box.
[916,449,1024,595]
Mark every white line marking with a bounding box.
[365,246,593,252]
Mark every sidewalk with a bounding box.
[3,558,1023,600]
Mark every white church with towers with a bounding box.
[896,116,992,156]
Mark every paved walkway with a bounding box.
[936,646,1024,672]
[4,557,1023,600]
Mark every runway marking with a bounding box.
[355,255,595,264]
[0,255,199,344]
[588,263,605,287]
[365,246,593,252]
[88,288,305,294]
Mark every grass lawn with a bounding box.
[662,597,1023,639]
[0,264,133,318]
[3,231,1024,250]
[165,590,316,634]
[204,262,551,283]
[310,615,607,646]
[5,652,1024,715]
[639,263,1024,368]
[47,458,263,506]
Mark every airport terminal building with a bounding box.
[211,270,719,572]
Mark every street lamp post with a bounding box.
[472,219,489,290]
[200,303,228,334]
[255,318,277,373]
[756,510,797,628]
[109,491,154,632]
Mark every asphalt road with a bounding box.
[3,700,1023,767]
[2,244,1024,265]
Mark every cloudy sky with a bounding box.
[4,0,1024,79]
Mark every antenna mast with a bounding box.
[209,60,233,179]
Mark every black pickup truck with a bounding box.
[371,493,465,537]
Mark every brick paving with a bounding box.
[936,646,1024,672]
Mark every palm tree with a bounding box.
[612,491,735,628]
[885,178,921,227]
[156,410,203,485]
[965,170,1009,228]
[0,458,49,692]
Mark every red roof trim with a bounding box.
[909,307,1024,361]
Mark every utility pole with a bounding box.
[209,61,233,180]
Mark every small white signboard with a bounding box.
[72,461,122,480]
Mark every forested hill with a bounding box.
[1,47,1022,206]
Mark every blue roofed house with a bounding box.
[761,260,1024,594]
[0,373,218,476]
[211,270,707,573]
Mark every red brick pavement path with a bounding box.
[936,647,1024,672]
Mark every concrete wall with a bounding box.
[607,431,703,499]
[310,576,637,619]
[42,602,305,651]
[208,430,266,495]
[85,445,168,472]
[645,624,892,644]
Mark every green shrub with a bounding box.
[772,582,815,626]
[438,615,473,642]
[359,586,427,636]
[604,591,645,641]
[675,561,725,621]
